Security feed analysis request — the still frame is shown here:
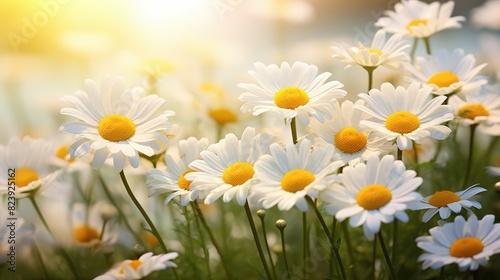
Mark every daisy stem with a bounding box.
[410,38,418,60]
[291,117,298,144]
[243,201,273,280]
[118,171,181,280]
[397,148,403,161]
[28,195,81,280]
[190,202,211,279]
[329,217,337,278]
[258,211,278,280]
[277,222,291,279]
[423,37,432,55]
[97,171,144,247]
[365,67,376,92]
[303,212,308,280]
[372,235,377,280]
[305,196,347,280]
[392,220,398,264]
[412,140,420,175]
[464,124,477,187]
[99,219,109,241]
[193,200,233,280]
[377,232,398,280]
[32,242,49,280]
[341,222,357,279]
[440,266,444,280]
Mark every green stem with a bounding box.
[392,219,398,265]
[97,171,144,246]
[341,222,357,279]
[440,266,444,280]
[306,196,347,280]
[190,202,211,279]
[118,171,180,280]
[28,196,81,280]
[329,216,337,278]
[303,212,307,280]
[377,232,398,280]
[372,235,377,280]
[291,117,298,144]
[32,242,49,280]
[365,66,376,92]
[412,140,420,175]
[278,223,291,279]
[99,219,109,241]
[423,37,431,55]
[397,148,403,161]
[193,200,233,279]
[258,212,278,280]
[410,38,418,60]
[464,124,477,186]
[179,203,200,277]
[243,201,272,280]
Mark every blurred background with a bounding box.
[0,0,496,143]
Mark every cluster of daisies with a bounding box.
[1,0,500,279]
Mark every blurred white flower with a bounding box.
[471,0,500,29]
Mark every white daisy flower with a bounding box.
[355,82,454,150]
[71,202,118,248]
[308,100,390,166]
[237,61,347,125]
[411,185,487,223]
[405,49,487,96]
[0,137,61,198]
[59,76,175,172]
[94,252,178,280]
[320,154,423,240]
[331,29,410,70]
[375,0,465,38]
[416,214,500,271]
[146,137,210,206]
[486,166,500,176]
[186,127,275,206]
[252,139,343,212]
[449,85,500,136]
[471,0,500,29]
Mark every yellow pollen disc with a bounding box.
[404,144,423,159]
[356,184,392,210]
[120,260,143,274]
[385,112,420,134]
[427,190,460,208]
[449,237,484,258]
[274,87,309,109]
[98,115,136,142]
[427,71,459,88]
[143,231,159,247]
[178,169,195,191]
[406,19,428,33]
[74,225,100,243]
[15,168,39,188]
[366,48,383,56]
[280,169,315,193]
[458,104,490,120]
[209,108,237,125]
[334,127,368,154]
[55,144,75,162]
[222,162,255,186]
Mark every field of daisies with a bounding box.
[1,0,500,279]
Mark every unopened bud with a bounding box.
[494,181,500,195]
[275,219,287,229]
[256,209,266,218]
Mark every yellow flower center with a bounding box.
[458,104,490,120]
[222,162,255,186]
[178,169,195,191]
[427,190,461,208]
[274,87,310,109]
[55,144,75,162]
[143,231,159,247]
[356,184,392,210]
[209,108,237,125]
[15,168,39,188]
[406,19,428,33]
[334,127,368,154]
[385,112,420,134]
[74,225,100,243]
[404,144,423,160]
[449,237,484,258]
[366,48,383,56]
[280,169,315,193]
[120,260,143,274]
[427,71,459,88]
[98,115,136,142]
